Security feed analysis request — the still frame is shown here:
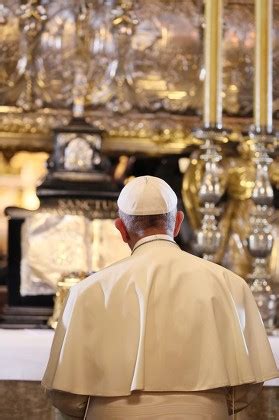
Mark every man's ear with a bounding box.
[173,211,184,237]
[115,218,130,243]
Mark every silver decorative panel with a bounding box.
[0,0,203,114]
[20,213,129,296]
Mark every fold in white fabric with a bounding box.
[42,236,278,397]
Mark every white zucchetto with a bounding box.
[117,175,177,215]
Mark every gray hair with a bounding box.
[119,209,177,236]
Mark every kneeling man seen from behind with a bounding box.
[42,175,278,419]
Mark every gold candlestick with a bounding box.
[203,0,223,128]
[254,0,273,132]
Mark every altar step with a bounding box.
[0,305,53,329]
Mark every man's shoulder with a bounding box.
[178,250,246,286]
[175,249,221,272]
[71,248,246,297]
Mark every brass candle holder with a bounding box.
[48,271,89,329]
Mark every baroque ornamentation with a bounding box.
[1,0,279,120]
[0,0,203,114]
[246,132,277,329]
[0,2,28,104]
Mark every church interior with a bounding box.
[0,0,278,418]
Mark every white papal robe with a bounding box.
[42,234,278,419]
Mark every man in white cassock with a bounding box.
[42,176,278,419]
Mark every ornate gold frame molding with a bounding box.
[0,106,262,156]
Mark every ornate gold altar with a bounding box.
[0,0,278,328]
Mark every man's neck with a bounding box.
[128,230,172,250]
